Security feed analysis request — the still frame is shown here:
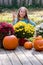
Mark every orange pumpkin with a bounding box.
[35,36,42,40]
[3,35,18,50]
[33,36,42,43]
[34,39,43,51]
[24,41,33,49]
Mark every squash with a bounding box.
[33,36,42,43]
[24,41,33,49]
[34,36,42,40]
[34,39,43,51]
[3,35,18,50]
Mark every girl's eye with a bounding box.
[20,10,24,13]
[21,11,22,12]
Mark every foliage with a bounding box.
[29,15,43,24]
[0,22,14,47]
[13,21,35,38]
[36,23,43,37]
[0,13,13,23]
[0,22,14,34]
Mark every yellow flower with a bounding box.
[13,21,35,38]
[15,30,19,32]
[23,33,25,34]
[19,29,23,31]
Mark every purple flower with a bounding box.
[0,22,14,35]
[0,25,3,31]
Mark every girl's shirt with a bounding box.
[13,18,36,26]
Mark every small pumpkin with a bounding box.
[3,35,18,50]
[34,39,43,51]
[24,41,33,49]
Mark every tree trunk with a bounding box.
[0,0,3,5]
[17,0,20,7]
[40,0,41,5]
[41,0,43,5]
[37,0,40,4]
[4,0,8,5]
[29,0,32,5]
[25,0,29,5]
[0,0,43,7]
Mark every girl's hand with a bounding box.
[12,12,17,21]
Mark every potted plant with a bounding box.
[35,23,43,37]
[0,22,14,48]
[13,21,35,46]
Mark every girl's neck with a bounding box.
[19,17,24,20]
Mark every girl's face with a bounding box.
[19,8,26,18]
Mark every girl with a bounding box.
[13,7,36,26]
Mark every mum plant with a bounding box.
[13,21,35,38]
[36,23,43,37]
[0,22,14,47]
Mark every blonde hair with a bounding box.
[17,7,29,21]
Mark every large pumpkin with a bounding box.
[3,35,18,50]
[24,41,33,49]
[34,36,42,40]
[33,36,42,44]
[34,39,43,51]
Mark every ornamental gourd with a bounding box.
[34,36,43,51]
[3,35,18,50]
[24,41,33,49]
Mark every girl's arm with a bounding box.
[29,20,36,26]
[12,12,17,25]
[12,18,18,25]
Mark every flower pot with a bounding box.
[0,32,9,48]
[19,38,28,46]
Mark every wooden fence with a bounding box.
[0,0,43,7]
